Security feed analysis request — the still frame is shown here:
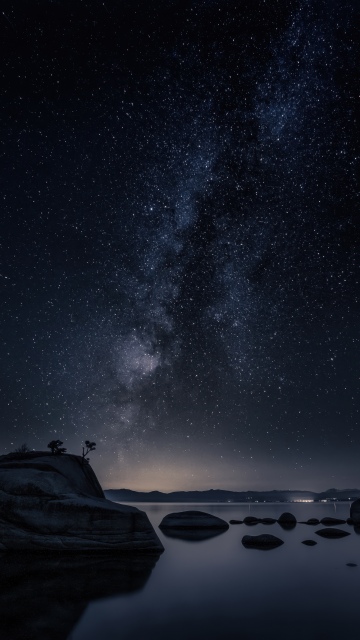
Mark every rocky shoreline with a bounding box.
[1,451,359,553]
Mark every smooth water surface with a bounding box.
[68,502,360,640]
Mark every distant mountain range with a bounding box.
[104,488,360,503]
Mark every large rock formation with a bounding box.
[0,452,164,552]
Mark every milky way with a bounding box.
[1,0,359,490]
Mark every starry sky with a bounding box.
[1,0,359,492]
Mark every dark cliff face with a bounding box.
[0,452,164,552]
[0,452,104,499]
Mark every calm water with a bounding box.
[69,502,360,640]
[1,502,360,640]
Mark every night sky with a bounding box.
[1,0,359,491]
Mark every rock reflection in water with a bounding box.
[0,552,161,640]
[160,528,227,542]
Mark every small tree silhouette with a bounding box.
[47,439,67,455]
[13,443,31,453]
[82,440,96,463]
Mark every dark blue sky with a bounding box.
[1,0,359,491]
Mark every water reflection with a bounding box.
[0,552,162,640]
[70,504,360,640]
[160,528,227,542]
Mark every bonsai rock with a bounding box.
[0,452,163,552]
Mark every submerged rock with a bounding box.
[0,452,163,552]
[315,528,350,539]
[229,519,243,525]
[243,516,261,525]
[320,517,346,526]
[301,540,317,546]
[261,517,277,525]
[300,518,320,525]
[346,563,357,567]
[242,534,284,549]
[159,510,229,531]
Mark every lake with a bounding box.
[1,502,359,640]
[71,502,360,640]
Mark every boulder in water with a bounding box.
[278,512,296,525]
[320,517,346,526]
[242,534,284,549]
[315,528,350,539]
[243,516,261,525]
[159,510,229,531]
[261,517,277,525]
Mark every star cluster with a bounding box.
[1,0,359,490]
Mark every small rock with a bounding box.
[243,516,261,525]
[242,534,284,549]
[229,519,243,525]
[278,512,297,524]
[261,518,276,524]
[301,540,317,546]
[320,517,346,526]
[278,512,296,529]
[300,518,320,525]
[315,528,351,539]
